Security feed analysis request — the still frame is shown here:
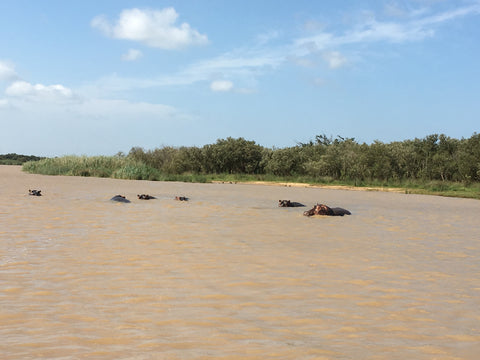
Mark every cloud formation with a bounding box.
[0,98,9,108]
[1,64,189,130]
[322,51,347,69]
[210,80,234,92]
[295,2,480,51]
[91,7,208,49]
[0,61,18,82]
[82,2,480,97]
[6,81,73,100]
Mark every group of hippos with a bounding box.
[29,189,350,217]
[110,194,189,203]
[29,190,188,204]
[278,199,351,217]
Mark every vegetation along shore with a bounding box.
[9,133,480,200]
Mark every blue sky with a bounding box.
[1,0,479,156]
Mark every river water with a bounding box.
[1,165,479,359]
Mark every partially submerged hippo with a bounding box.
[175,196,189,201]
[29,189,42,196]
[303,204,351,216]
[137,194,156,200]
[278,199,305,207]
[111,195,131,203]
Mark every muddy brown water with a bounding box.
[1,165,479,359]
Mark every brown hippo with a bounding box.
[278,199,305,207]
[137,194,156,200]
[303,204,351,216]
[175,196,189,201]
[28,189,42,196]
[111,195,130,203]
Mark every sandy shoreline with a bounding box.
[212,180,406,193]
[6,165,463,196]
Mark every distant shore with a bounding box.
[212,180,406,193]
[13,161,480,199]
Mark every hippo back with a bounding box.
[279,200,305,207]
[111,195,131,203]
[331,207,351,216]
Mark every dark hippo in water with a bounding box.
[303,204,351,216]
[137,194,156,200]
[278,199,305,207]
[175,196,189,201]
[111,195,131,203]
[29,189,42,196]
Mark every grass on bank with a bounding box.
[21,156,208,183]
[22,156,480,199]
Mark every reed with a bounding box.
[23,156,121,177]
[112,163,160,181]
[22,156,158,180]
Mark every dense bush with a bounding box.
[21,133,480,188]
[0,153,43,165]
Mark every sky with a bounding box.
[1,0,479,156]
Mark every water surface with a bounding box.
[1,165,479,359]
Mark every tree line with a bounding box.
[123,133,480,184]
[0,153,44,165]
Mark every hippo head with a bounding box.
[278,200,291,207]
[138,194,155,200]
[303,203,334,216]
[303,207,316,216]
[315,204,334,215]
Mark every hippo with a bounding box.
[303,204,351,216]
[175,196,189,201]
[28,189,42,196]
[278,199,305,207]
[137,194,156,200]
[111,195,131,203]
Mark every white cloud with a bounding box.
[294,18,431,52]
[122,48,143,61]
[210,80,233,92]
[6,80,74,100]
[295,3,480,51]
[416,3,480,26]
[322,51,347,69]
[0,96,192,156]
[290,3,480,70]
[91,7,208,49]
[1,75,186,123]
[3,84,187,126]
[342,19,434,44]
[0,98,10,108]
[0,61,18,82]
[78,47,282,96]
[71,98,184,121]
[0,61,194,156]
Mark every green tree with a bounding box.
[264,146,305,176]
[457,133,480,183]
[202,137,264,174]
[431,134,459,181]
